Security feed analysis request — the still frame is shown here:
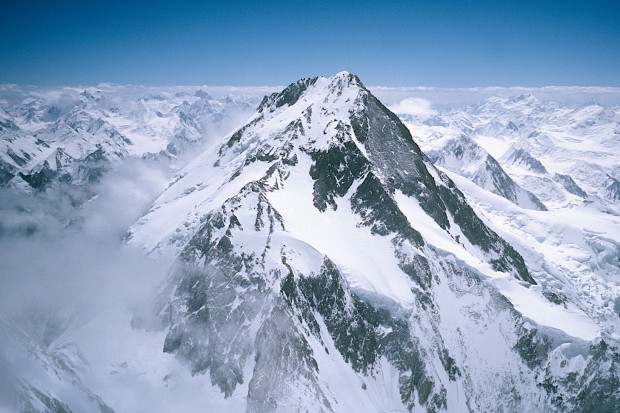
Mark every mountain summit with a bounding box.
[125,72,617,412]
[130,72,532,284]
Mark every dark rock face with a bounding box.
[355,94,451,231]
[606,176,620,201]
[569,341,620,413]
[347,93,535,284]
[19,163,58,189]
[350,172,425,246]
[506,147,548,174]
[0,159,15,185]
[308,126,368,212]
[539,340,620,413]
[554,173,588,198]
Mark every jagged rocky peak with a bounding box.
[606,175,620,201]
[508,93,538,105]
[79,89,98,101]
[256,71,362,113]
[193,89,212,99]
[554,173,588,198]
[487,93,541,111]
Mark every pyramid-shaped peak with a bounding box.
[332,70,352,77]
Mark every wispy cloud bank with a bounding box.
[388,98,437,118]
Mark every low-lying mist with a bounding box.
[0,158,169,329]
[0,158,180,411]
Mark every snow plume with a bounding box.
[388,97,437,118]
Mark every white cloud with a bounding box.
[388,97,437,118]
[373,86,620,108]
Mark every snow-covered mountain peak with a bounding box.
[207,72,379,186]
[492,93,540,109]
[130,72,538,291]
[507,93,538,105]
[502,146,549,174]
[78,89,101,102]
[471,93,538,117]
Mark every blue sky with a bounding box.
[1,0,619,87]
